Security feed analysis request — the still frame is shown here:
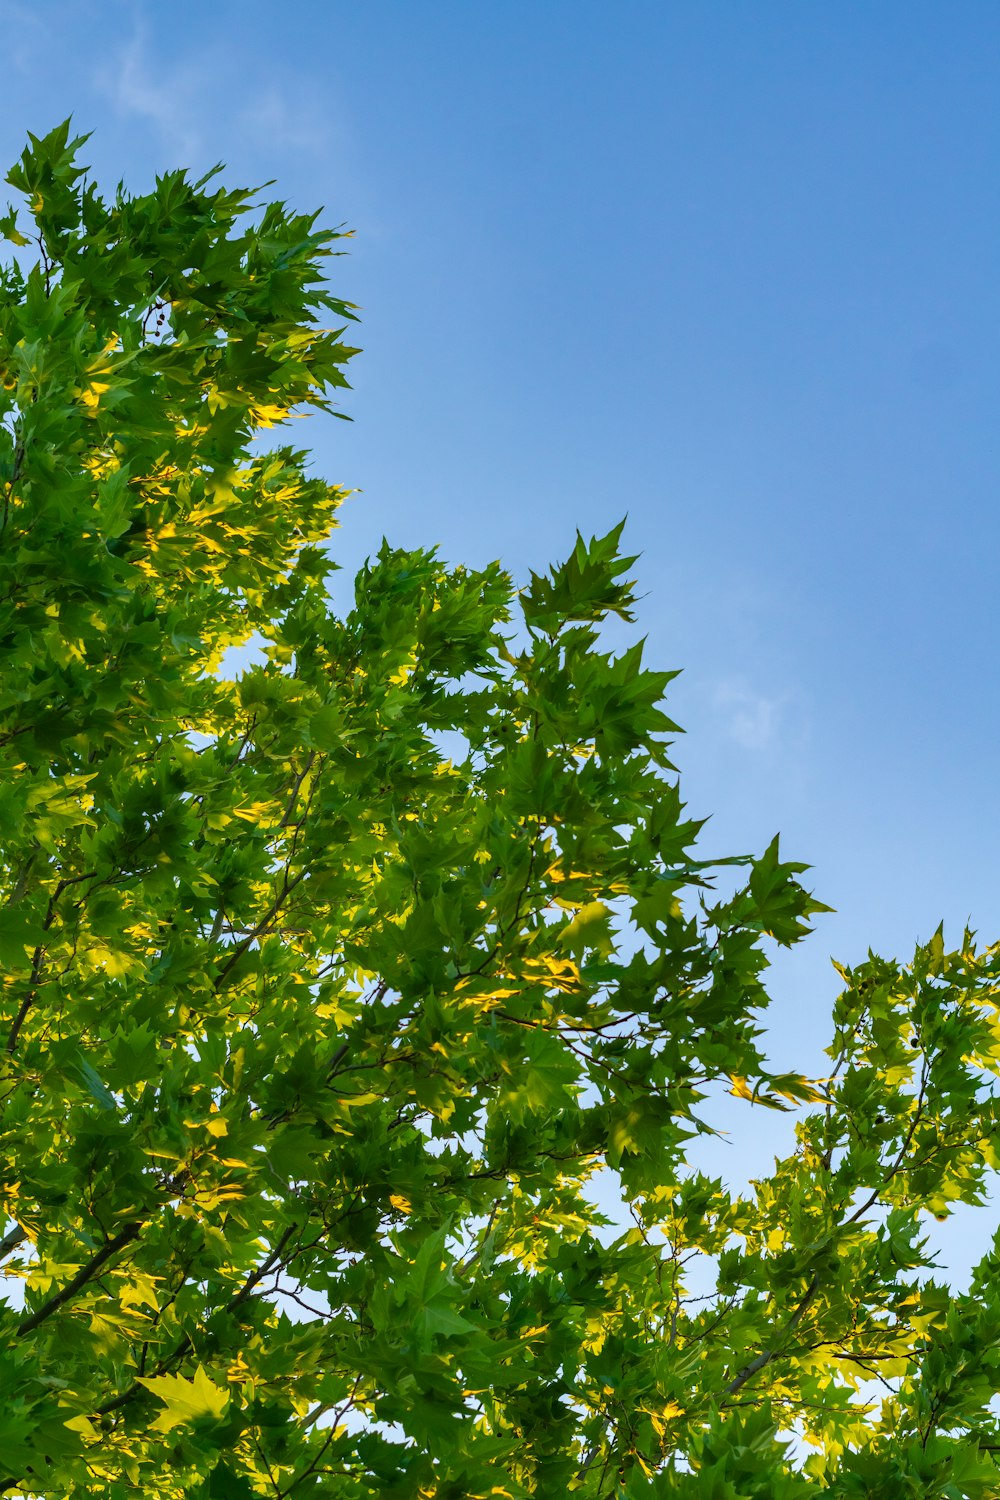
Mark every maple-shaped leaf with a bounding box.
[138,1365,230,1431]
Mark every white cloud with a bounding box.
[0,0,53,75]
[713,680,782,752]
[95,20,334,171]
[97,24,208,163]
[242,86,332,158]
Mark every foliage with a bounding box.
[0,123,999,1498]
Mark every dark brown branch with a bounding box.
[6,942,48,1054]
[278,753,316,829]
[5,881,78,1054]
[3,846,39,909]
[225,714,258,771]
[726,1055,934,1404]
[724,1273,820,1397]
[283,1377,362,1497]
[214,870,306,990]
[457,1200,500,1278]
[844,1060,929,1230]
[0,1224,26,1262]
[96,1224,299,1417]
[225,1224,297,1314]
[16,1221,140,1337]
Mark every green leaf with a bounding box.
[521,519,638,632]
[0,120,993,1500]
[138,1366,230,1431]
[72,1054,117,1111]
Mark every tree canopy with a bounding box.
[2,123,1000,1499]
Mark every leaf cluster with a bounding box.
[0,126,997,1500]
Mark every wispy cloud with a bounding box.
[97,25,208,163]
[244,87,333,158]
[713,680,783,752]
[95,20,334,172]
[0,0,53,76]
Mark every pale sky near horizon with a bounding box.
[3,0,999,1277]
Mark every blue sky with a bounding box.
[4,1,999,1266]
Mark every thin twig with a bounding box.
[724,1273,820,1397]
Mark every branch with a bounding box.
[96,1224,299,1417]
[722,1060,932,1404]
[457,1200,500,1277]
[16,1221,139,1337]
[223,713,258,772]
[5,883,74,1054]
[845,1060,929,1229]
[0,1225,26,1263]
[278,753,316,829]
[214,870,306,990]
[6,941,48,1054]
[225,1224,298,1314]
[724,1273,820,1397]
[283,1377,362,1496]
[3,846,39,909]
[36,233,52,296]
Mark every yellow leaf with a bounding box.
[231,801,278,823]
[63,1414,99,1438]
[139,1365,230,1431]
[119,1271,161,1313]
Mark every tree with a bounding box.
[0,123,999,1499]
